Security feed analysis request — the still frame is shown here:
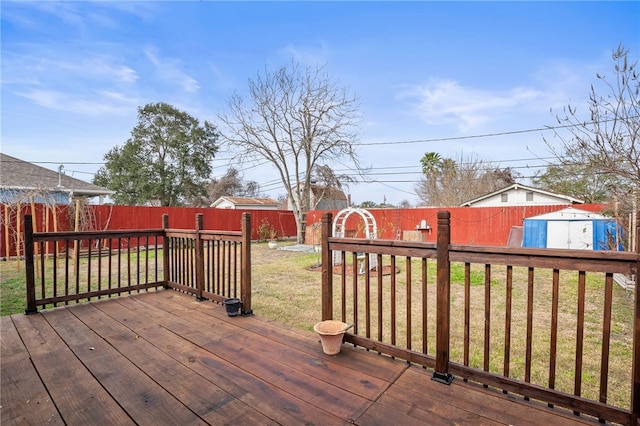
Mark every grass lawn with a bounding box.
[0,261,27,315]
[0,241,635,410]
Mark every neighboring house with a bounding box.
[0,153,113,204]
[210,196,280,210]
[522,207,621,250]
[460,183,584,207]
[287,184,348,211]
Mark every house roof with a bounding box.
[460,183,584,206]
[0,153,114,198]
[526,207,608,221]
[309,185,348,201]
[210,196,279,208]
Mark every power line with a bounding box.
[353,116,640,146]
[12,113,629,194]
[13,160,107,165]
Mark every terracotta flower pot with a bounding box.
[313,320,351,355]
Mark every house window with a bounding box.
[526,191,534,202]
[501,193,508,203]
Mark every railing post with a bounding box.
[195,213,204,300]
[321,212,333,321]
[631,210,640,423]
[162,214,170,289]
[240,212,252,315]
[24,215,37,314]
[433,210,453,384]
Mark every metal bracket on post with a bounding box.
[431,371,454,385]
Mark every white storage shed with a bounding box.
[522,207,621,250]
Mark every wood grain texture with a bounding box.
[2,290,605,425]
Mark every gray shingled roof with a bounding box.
[0,153,113,197]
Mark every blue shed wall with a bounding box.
[593,220,623,250]
[522,219,547,248]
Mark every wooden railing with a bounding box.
[24,213,252,314]
[162,213,252,313]
[321,211,640,424]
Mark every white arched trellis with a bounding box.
[332,207,378,270]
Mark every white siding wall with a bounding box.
[470,188,571,207]
[214,199,236,209]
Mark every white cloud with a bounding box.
[4,2,156,32]
[16,89,139,116]
[279,42,331,67]
[403,78,545,132]
[3,49,139,86]
[116,66,139,84]
[144,47,200,94]
[64,56,139,84]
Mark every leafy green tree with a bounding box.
[359,201,380,209]
[420,152,443,175]
[94,102,219,206]
[358,200,396,208]
[532,162,614,203]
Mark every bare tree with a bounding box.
[545,44,639,216]
[218,61,361,242]
[415,152,518,206]
[311,164,354,207]
[189,167,262,207]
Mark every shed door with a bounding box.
[547,221,593,249]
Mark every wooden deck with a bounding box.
[2,290,604,425]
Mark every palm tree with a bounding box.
[420,152,443,176]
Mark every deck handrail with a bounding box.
[321,210,640,424]
[24,212,252,315]
[161,213,252,314]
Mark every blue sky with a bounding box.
[2,1,639,206]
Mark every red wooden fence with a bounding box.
[1,204,297,259]
[1,202,610,258]
[305,204,607,245]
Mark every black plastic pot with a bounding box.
[223,298,242,317]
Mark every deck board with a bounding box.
[0,316,62,425]
[66,302,275,425]
[120,294,371,422]
[39,308,201,425]
[1,290,604,425]
[101,294,347,424]
[148,289,409,383]
[11,313,136,425]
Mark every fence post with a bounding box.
[24,215,37,314]
[241,212,252,315]
[321,212,333,321]
[433,210,453,384]
[631,210,640,423]
[195,213,204,300]
[162,214,170,289]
